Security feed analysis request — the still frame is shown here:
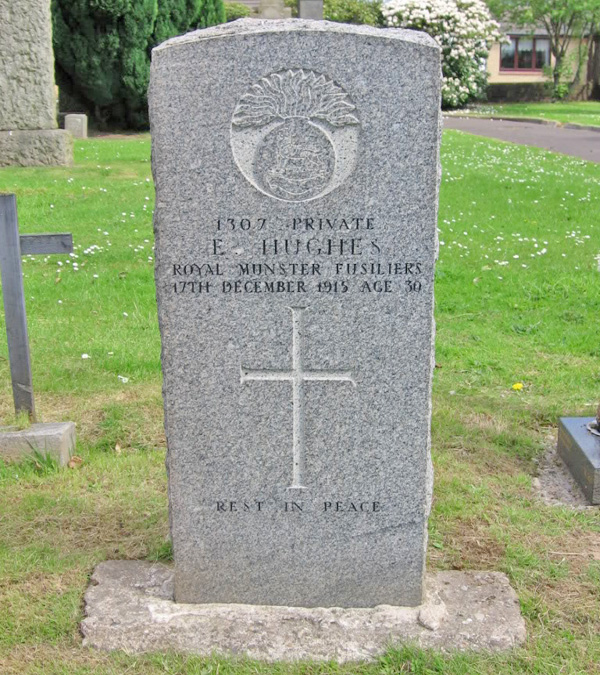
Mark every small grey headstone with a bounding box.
[150,19,441,607]
[259,0,292,19]
[0,422,76,466]
[557,417,600,504]
[65,113,88,139]
[298,0,323,20]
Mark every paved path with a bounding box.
[444,116,600,163]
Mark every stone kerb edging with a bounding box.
[443,114,600,133]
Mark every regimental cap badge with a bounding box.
[230,69,361,203]
[232,70,359,129]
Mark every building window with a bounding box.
[500,37,550,71]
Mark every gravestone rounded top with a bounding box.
[152,18,440,54]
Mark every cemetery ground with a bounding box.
[448,101,600,128]
[0,132,599,674]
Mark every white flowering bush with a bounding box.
[382,0,502,108]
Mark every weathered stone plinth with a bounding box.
[0,421,76,466]
[81,561,526,661]
[0,129,73,167]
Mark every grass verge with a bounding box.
[448,101,600,127]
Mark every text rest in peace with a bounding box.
[216,500,382,513]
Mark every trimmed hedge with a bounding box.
[486,83,548,103]
[52,0,226,129]
[224,1,252,21]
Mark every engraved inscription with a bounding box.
[168,212,430,297]
[241,306,356,489]
[231,70,360,203]
[169,219,427,298]
[215,500,382,513]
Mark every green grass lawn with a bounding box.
[451,101,600,127]
[1,133,599,674]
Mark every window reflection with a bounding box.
[500,36,551,70]
[501,40,515,69]
[535,38,550,68]
[517,38,533,69]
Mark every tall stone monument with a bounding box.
[150,19,441,608]
[0,0,72,166]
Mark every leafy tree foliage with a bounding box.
[52,0,226,129]
[284,0,384,24]
[154,0,199,44]
[224,2,252,21]
[486,0,600,98]
[591,35,600,98]
[324,0,385,25]
[153,0,226,43]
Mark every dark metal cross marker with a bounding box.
[0,193,73,420]
[241,306,356,489]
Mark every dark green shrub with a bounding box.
[52,0,226,130]
[197,0,226,25]
[324,0,384,26]
[153,0,226,44]
[224,1,252,21]
[153,0,201,45]
[52,0,158,129]
[284,0,384,25]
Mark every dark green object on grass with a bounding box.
[284,0,385,25]
[52,0,226,130]
[224,1,251,21]
[324,0,384,26]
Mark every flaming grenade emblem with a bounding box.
[230,70,360,202]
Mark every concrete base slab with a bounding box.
[81,561,526,662]
[535,446,591,509]
[0,422,76,466]
[0,128,73,166]
[558,417,600,504]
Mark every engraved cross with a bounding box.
[241,306,356,489]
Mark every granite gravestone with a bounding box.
[150,19,441,608]
[0,0,72,166]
